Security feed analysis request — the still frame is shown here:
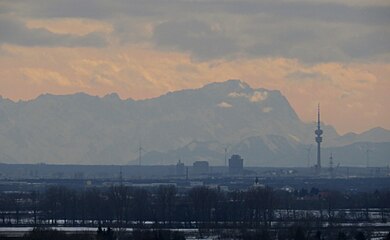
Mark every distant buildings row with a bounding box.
[176,154,244,176]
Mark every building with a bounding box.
[193,161,209,175]
[229,154,243,174]
[176,159,185,176]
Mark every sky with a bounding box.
[0,0,389,134]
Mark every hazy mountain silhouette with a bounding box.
[329,127,390,147]
[0,80,389,166]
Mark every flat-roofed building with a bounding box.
[176,159,185,176]
[193,161,209,175]
[229,154,243,175]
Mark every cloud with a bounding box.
[1,0,389,62]
[0,16,107,47]
[262,107,272,113]
[250,91,268,102]
[228,92,248,98]
[149,2,388,62]
[153,19,238,60]
[15,0,113,19]
[343,32,390,59]
[228,91,268,102]
[26,18,113,36]
[21,68,74,87]
[4,0,390,22]
[217,101,233,108]
[286,70,330,81]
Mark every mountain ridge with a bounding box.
[0,80,388,166]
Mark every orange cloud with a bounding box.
[21,68,74,87]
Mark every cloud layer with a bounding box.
[1,0,389,62]
[0,16,107,47]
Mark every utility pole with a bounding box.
[306,144,312,168]
[119,166,123,186]
[224,147,228,167]
[138,143,143,166]
[329,153,334,178]
[366,145,373,169]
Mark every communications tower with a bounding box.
[315,104,323,172]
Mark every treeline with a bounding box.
[1,185,390,228]
[3,227,390,240]
[2,227,186,240]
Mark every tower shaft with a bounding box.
[315,104,323,171]
[317,141,321,168]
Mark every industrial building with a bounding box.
[229,154,243,174]
[193,161,209,175]
[176,159,185,176]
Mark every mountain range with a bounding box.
[0,80,389,167]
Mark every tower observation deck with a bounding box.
[315,104,323,171]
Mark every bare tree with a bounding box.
[157,185,177,226]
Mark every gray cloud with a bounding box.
[0,16,107,47]
[1,0,389,62]
[3,0,112,19]
[153,20,238,60]
[343,32,390,59]
[286,70,331,81]
[5,0,162,19]
[150,1,389,62]
[8,0,389,26]
[171,1,389,26]
[243,22,351,63]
